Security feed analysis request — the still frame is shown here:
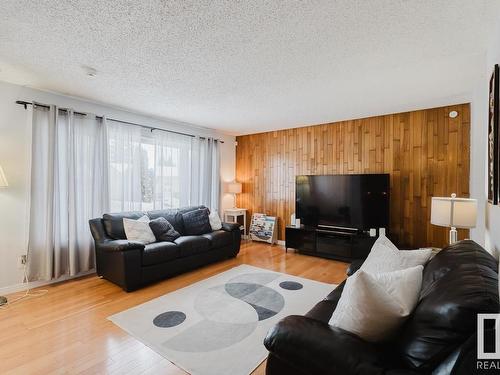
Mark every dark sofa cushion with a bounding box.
[264,315,387,375]
[149,217,180,242]
[174,236,211,257]
[147,209,185,234]
[395,240,499,371]
[142,242,180,266]
[182,208,212,235]
[103,211,145,239]
[202,230,233,248]
[147,206,206,235]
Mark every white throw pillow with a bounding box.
[360,235,432,274]
[123,215,156,244]
[209,211,222,231]
[329,265,423,342]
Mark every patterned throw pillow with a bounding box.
[149,217,181,242]
[123,215,156,244]
[209,211,222,230]
[182,208,212,235]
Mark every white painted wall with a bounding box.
[470,20,500,259]
[469,59,488,249]
[483,22,500,259]
[0,80,236,291]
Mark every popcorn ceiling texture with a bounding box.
[0,0,499,134]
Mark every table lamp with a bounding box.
[431,194,477,244]
[228,182,242,209]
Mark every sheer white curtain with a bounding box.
[28,107,221,281]
[191,137,220,212]
[152,130,192,209]
[107,120,143,212]
[151,131,220,211]
[28,105,108,281]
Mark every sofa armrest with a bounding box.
[89,218,112,242]
[98,240,145,252]
[221,222,241,232]
[264,315,386,375]
[347,259,365,276]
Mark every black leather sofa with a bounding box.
[89,206,241,291]
[264,240,499,375]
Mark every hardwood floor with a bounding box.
[0,241,348,375]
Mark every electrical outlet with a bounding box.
[17,255,27,269]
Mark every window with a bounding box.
[140,133,155,211]
[107,123,194,212]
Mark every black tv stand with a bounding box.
[285,225,378,262]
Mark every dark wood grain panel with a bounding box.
[236,104,470,249]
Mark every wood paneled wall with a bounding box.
[235,104,470,249]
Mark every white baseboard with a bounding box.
[0,269,96,296]
[276,240,285,246]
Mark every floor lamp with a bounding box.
[0,164,8,306]
[430,194,477,244]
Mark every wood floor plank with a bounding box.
[0,241,348,375]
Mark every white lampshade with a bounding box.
[228,182,242,194]
[0,165,8,187]
[431,195,477,229]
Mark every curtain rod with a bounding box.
[15,100,224,143]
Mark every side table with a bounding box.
[224,208,247,238]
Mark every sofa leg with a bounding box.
[124,284,140,292]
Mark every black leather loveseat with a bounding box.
[89,206,241,291]
[264,240,499,375]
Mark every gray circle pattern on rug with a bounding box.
[224,282,285,321]
[153,311,186,328]
[162,272,286,352]
[279,281,303,290]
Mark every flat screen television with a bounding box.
[296,174,390,231]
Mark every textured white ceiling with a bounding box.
[0,1,499,135]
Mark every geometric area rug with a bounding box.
[108,265,335,375]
